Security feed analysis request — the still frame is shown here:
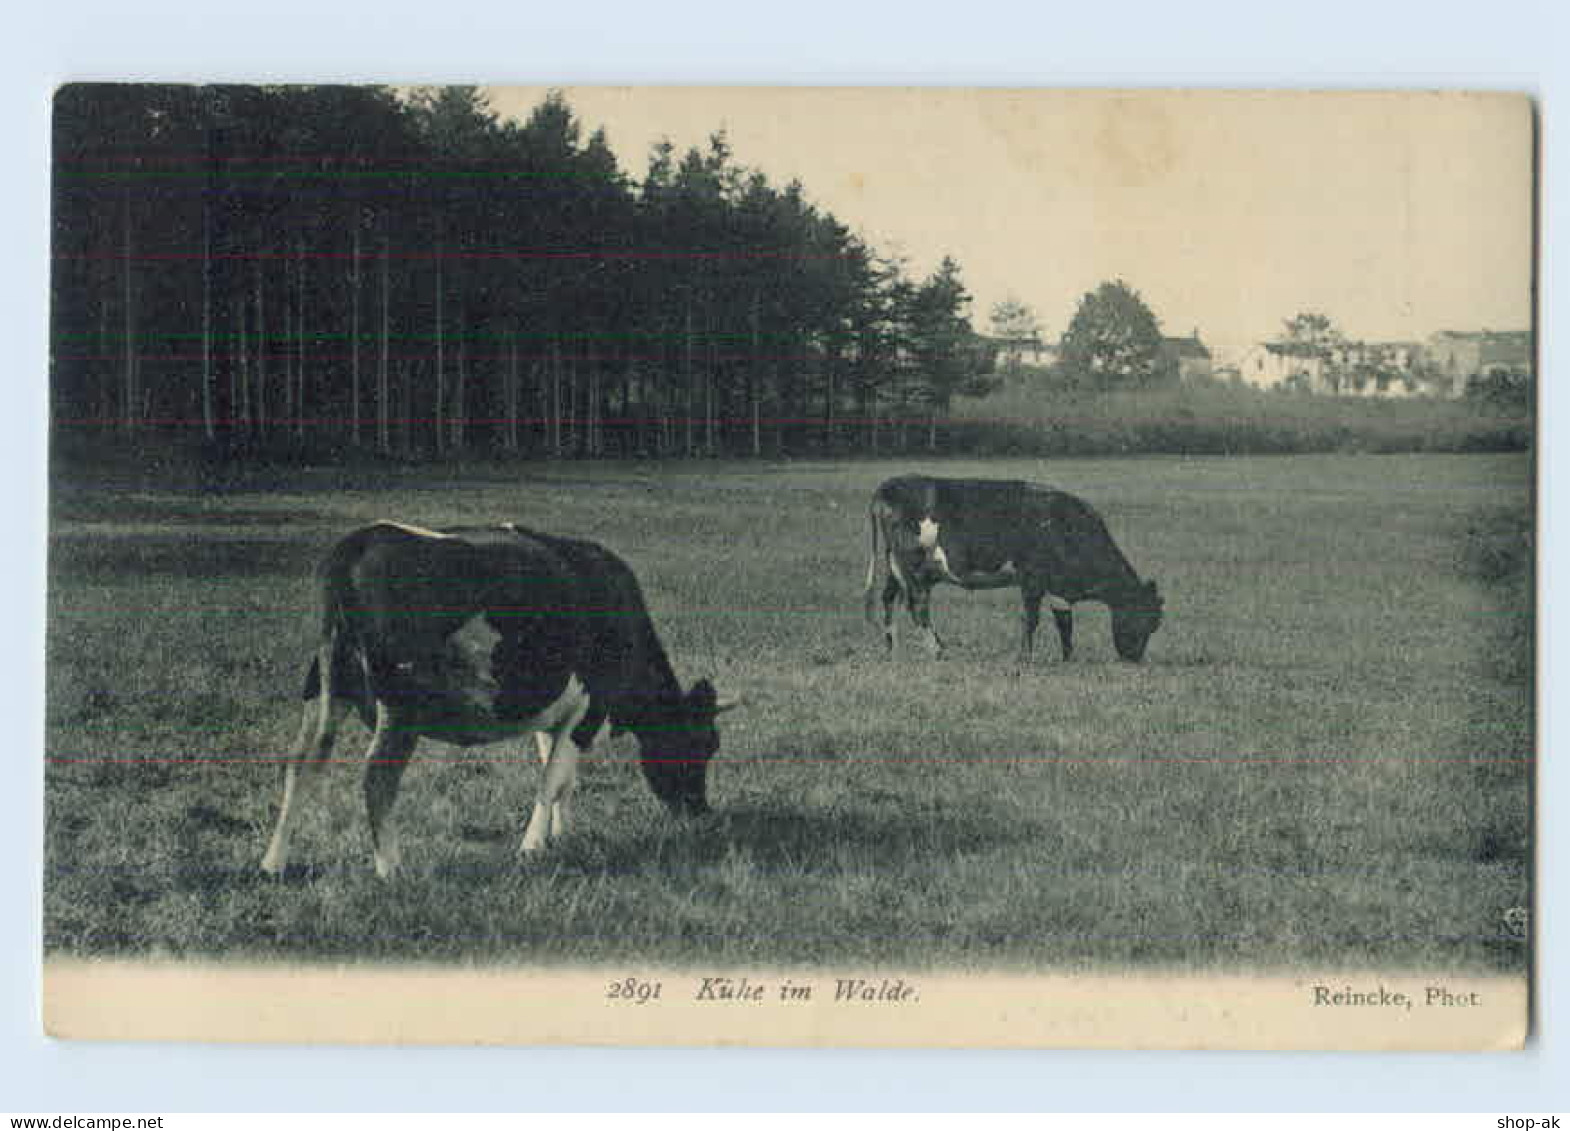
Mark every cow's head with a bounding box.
[1111,580,1164,662]
[639,679,737,816]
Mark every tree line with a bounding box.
[51,84,998,463]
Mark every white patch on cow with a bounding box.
[1047,592,1071,611]
[447,614,505,710]
[380,520,453,540]
[916,516,963,582]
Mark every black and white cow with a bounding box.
[865,476,1163,668]
[261,521,736,878]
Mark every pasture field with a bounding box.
[44,453,1532,973]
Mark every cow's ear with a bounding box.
[687,679,717,713]
[689,679,742,715]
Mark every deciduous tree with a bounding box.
[1057,279,1171,390]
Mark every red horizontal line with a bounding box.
[54,250,839,261]
[53,415,946,427]
[47,753,1533,765]
[51,413,1492,428]
[49,607,855,615]
[52,355,826,365]
[56,155,630,165]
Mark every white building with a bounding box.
[1237,340,1424,397]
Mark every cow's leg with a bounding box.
[880,572,903,654]
[261,659,348,876]
[520,733,583,854]
[528,730,575,840]
[361,703,419,879]
[520,698,591,855]
[908,582,943,658]
[1050,596,1074,660]
[1017,584,1045,673]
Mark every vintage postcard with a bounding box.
[43,86,1533,1049]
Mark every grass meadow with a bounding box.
[44,452,1532,973]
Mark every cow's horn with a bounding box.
[714,695,745,714]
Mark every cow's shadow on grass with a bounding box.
[205,797,1027,892]
[546,798,1031,881]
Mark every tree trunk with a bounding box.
[434,233,445,455]
[705,328,716,456]
[572,353,581,455]
[294,240,306,439]
[253,259,267,437]
[378,237,390,453]
[622,352,636,457]
[237,289,250,433]
[451,310,466,452]
[824,348,836,452]
[505,329,519,452]
[350,220,361,447]
[97,297,111,432]
[774,350,788,456]
[278,259,291,428]
[228,293,239,439]
[750,294,761,458]
[550,338,562,457]
[201,204,214,441]
[121,194,134,436]
[399,357,412,455]
[684,303,695,457]
[660,328,673,455]
[534,360,548,453]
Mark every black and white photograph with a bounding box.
[41,85,1534,1049]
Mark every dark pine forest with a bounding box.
[51,84,997,466]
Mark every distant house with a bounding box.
[1238,341,1319,392]
[1160,332,1213,382]
[1425,330,1534,397]
[1338,342,1423,398]
[983,334,1055,370]
[1238,338,1424,397]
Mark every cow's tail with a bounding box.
[298,530,374,724]
[864,502,886,627]
[265,534,367,874]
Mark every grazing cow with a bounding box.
[865,476,1163,668]
[261,521,736,878]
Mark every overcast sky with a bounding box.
[485,87,1532,365]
